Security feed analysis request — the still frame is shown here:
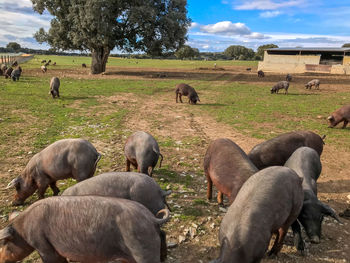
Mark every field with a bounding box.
[0,55,349,263]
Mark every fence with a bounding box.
[0,53,34,66]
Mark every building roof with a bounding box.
[267,47,350,52]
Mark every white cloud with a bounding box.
[190,22,200,29]
[260,10,282,18]
[234,0,305,10]
[201,21,251,35]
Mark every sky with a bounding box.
[1,0,350,52]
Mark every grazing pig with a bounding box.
[327,104,350,129]
[40,65,47,73]
[82,63,87,68]
[6,139,101,206]
[204,138,258,205]
[41,59,46,63]
[248,131,325,170]
[0,196,169,263]
[285,147,340,244]
[4,67,13,79]
[124,131,163,176]
[52,62,56,66]
[212,167,304,263]
[305,79,320,90]
[257,70,264,77]
[246,67,252,71]
[271,80,289,94]
[62,172,172,215]
[50,77,60,98]
[11,66,22,81]
[175,83,200,104]
[286,73,292,82]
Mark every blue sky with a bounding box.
[1,0,350,52]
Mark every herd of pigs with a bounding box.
[0,61,349,263]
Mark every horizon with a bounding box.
[1,0,350,52]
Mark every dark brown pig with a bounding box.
[4,67,13,79]
[11,66,22,81]
[285,147,340,244]
[204,138,258,205]
[0,196,169,263]
[6,139,101,206]
[175,83,200,104]
[327,104,350,129]
[257,70,264,77]
[124,131,163,176]
[211,167,304,263]
[62,172,172,215]
[248,131,325,170]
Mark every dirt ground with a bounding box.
[1,65,349,263]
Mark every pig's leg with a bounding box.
[217,191,223,205]
[179,94,183,103]
[126,159,131,171]
[269,226,288,255]
[206,174,213,200]
[291,221,305,254]
[37,242,68,263]
[342,120,348,129]
[160,230,167,262]
[36,176,50,199]
[176,92,179,103]
[49,182,60,196]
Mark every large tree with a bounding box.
[224,45,255,60]
[256,44,278,59]
[32,0,191,74]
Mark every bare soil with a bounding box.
[1,65,349,263]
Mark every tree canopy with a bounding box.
[6,42,21,52]
[32,0,191,74]
[256,44,278,59]
[224,45,255,60]
[342,43,350,48]
[175,45,199,59]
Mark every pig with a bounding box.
[248,131,325,170]
[327,104,350,129]
[204,138,258,205]
[285,147,340,244]
[4,67,13,79]
[11,61,18,67]
[53,62,56,66]
[271,80,289,94]
[50,77,60,98]
[11,66,22,81]
[0,196,169,263]
[6,138,101,206]
[41,59,46,63]
[62,172,172,215]
[44,62,50,67]
[212,167,304,263]
[1,64,8,74]
[40,65,47,73]
[257,70,264,77]
[305,79,320,90]
[175,83,200,104]
[82,63,87,68]
[286,73,292,82]
[124,131,163,177]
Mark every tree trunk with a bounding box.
[91,47,110,74]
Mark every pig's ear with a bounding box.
[320,202,342,223]
[0,227,14,241]
[5,177,20,189]
[162,190,172,196]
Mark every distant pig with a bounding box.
[271,80,289,94]
[62,172,172,215]
[286,73,292,82]
[40,65,47,73]
[285,147,340,244]
[175,83,200,104]
[204,138,258,205]
[248,131,325,170]
[327,104,350,129]
[212,167,304,263]
[6,139,101,205]
[257,70,265,77]
[124,131,163,176]
[0,196,169,263]
[11,66,22,81]
[50,77,60,98]
[305,79,320,90]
